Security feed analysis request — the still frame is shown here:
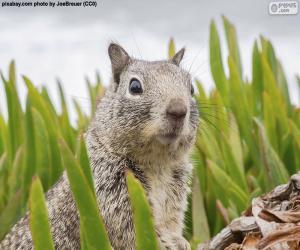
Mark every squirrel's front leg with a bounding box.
[149,166,191,250]
[155,199,190,250]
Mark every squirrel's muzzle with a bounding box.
[166,98,187,124]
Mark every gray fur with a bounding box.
[0,43,199,250]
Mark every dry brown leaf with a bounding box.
[241,233,261,250]
[197,172,300,250]
[256,225,300,250]
[243,205,253,217]
[225,243,241,250]
[259,209,300,223]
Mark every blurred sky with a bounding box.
[0,0,299,121]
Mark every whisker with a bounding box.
[199,113,238,133]
[200,112,228,122]
[197,102,232,110]
[191,57,209,77]
[199,106,231,115]
[187,44,206,74]
[131,31,143,59]
[189,40,228,76]
[198,104,228,110]
[68,94,90,101]
[200,116,224,136]
[197,123,211,138]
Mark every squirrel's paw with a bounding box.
[161,235,190,250]
[172,236,191,250]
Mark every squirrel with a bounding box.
[0,43,199,250]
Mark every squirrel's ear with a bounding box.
[108,43,130,85]
[171,47,185,66]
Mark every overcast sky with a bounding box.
[0,0,299,120]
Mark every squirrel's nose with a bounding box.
[166,98,187,121]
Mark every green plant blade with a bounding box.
[76,134,95,196]
[222,16,242,76]
[192,173,210,243]
[168,38,176,58]
[207,160,248,212]
[254,118,289,188]
[209,20,228,103]
[59,139,111,250]
[0,190,23,241]
[252,40,263,115]
[126,171,158,250]
[22,99,36,207]
[31,108,52,190]
[23,76,63,184]
[29,177,54,250]
[57,80,76,152]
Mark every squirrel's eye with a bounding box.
[129,78,143,94]
[191,84,194,95]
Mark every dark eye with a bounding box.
[191,84,194,95]
[129,78,143,94]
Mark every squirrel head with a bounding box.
[91,43,199,164]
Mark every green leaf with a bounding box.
[31,108,52,190]
[252,40,263,115]
[207,160,248,212]
[192,173,210,243]
[296,75,300,90]
[57,80,76,152]
[263,92,278,151]
[29,177,54,250]
[23,76,63,184]
[2,63,24,164]
[228,56,254,160]
[76,134,95,196]
[222,16,242,76]
[73,99,89,130]
[126,171,158,250]
[9,146,24,199]
[209,20,228,103]
[80,224,89,250]
[0,111,8,157]
[261,54,289,142]
[86,76,102,115]
[195,79,208,105]
[261,37,277,78]
[59,139,111,250]
[22,99,36,207]
[8,61,16,88]
[228,115,244,173]
[196,119,223,163]
[41,86,57,115]
[168,38,176,58]
[276,60,291,113]
[254,119,289,188]
[0,153,9,210]
[221,137,248,192]
[288,119,300,161]
[0,190,23,241]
